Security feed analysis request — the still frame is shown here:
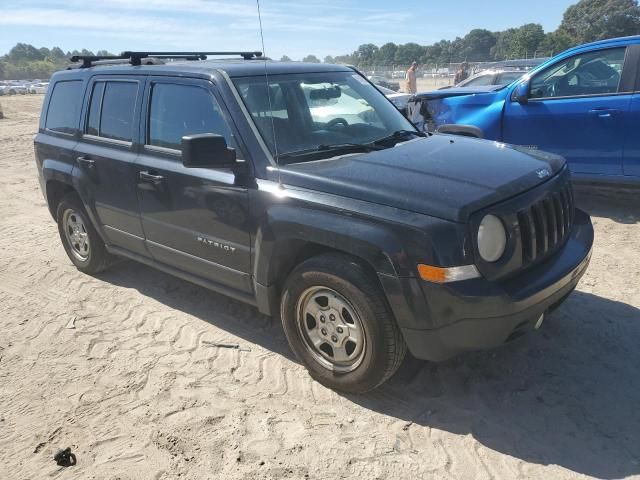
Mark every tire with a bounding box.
[56,193,113,274]
[280,253,407,393]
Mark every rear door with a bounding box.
[74,77,147,255]
[136,76,252,293]
[503,46,633,176]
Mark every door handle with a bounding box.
[139,170,164,184]
[589,108,618,118]
[76,156,95,168]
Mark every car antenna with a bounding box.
[255,0,283,191]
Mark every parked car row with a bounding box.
[408,35,640,185]
[367,75,400,91]
[0,81,49,95]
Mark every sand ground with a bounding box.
[0,95,639,480]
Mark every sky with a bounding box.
[0,0,576,60]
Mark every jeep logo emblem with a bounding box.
[536,168,551,179]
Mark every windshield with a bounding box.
[233,71,417,161]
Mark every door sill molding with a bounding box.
[105,244,257,307]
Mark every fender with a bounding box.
[251,203,429,323]
[42,158,74,187]
[254,204,406,282]
[41,158,107,243]
[70,161,110,243]
[41,158,75,218]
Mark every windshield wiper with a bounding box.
[278,142,384,163]
[370,129,425,147]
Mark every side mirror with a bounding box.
[182,133,236,168]
[512,80,530,104]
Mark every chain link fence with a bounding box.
[359,58,550,91]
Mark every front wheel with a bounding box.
[280,254,406,393]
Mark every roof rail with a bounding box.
[69,51,263,68]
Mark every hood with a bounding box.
[278,135,566,222]
[411,85,503,101]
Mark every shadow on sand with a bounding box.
[96,187,640,478]
[574,184,640,224]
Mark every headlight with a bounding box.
[477,214,506,262]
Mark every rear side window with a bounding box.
[46,80,82,134]
[148,83,234,151]
[85,81,138,142]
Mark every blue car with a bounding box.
[410,36,640,184]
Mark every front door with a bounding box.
[136,77,252,293]
[74,77,147,255]
[503,46,633,176]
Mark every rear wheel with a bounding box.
[56,193,113,274]
[280,253,406,393]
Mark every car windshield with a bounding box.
[498,71,524,85]
[233,71,418,162]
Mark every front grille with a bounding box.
[517,181,574,267]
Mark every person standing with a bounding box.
[405,61,418,94]
[454,62,470,85]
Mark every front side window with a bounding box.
[45,80,83,134]
[233,71,417,162]
[85,81,138,142]
[530,47,626,99]
[148,83,234,151]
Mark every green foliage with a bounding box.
[328,0,640,67]
[560,0,640,44]
[280,55,292,62]
[3,0,640,77]
[393,43,423,64]
[461,29,497,61]
[0,45,114,80]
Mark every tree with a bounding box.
[461,29,497,61]
[280,55,292,62]
[376,42,397,66]
[323,55,334,63]
[514,23,546,58]
[354,43,379,66]
[560,0,640,44]
[6,43,45,62]
[539,30,574,57]
[493,28,520,59]
[394,43,424,65]
[333,53,356,64]
[302,54,320,63]
[49,47,66,60]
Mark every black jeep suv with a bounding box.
[35,51,594,392]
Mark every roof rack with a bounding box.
[69,51,263,68]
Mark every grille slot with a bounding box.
[518,182,574,267]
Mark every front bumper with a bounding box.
[397,208,594,361]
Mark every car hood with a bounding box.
[278,135,565,222]
[412,85,503,101]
